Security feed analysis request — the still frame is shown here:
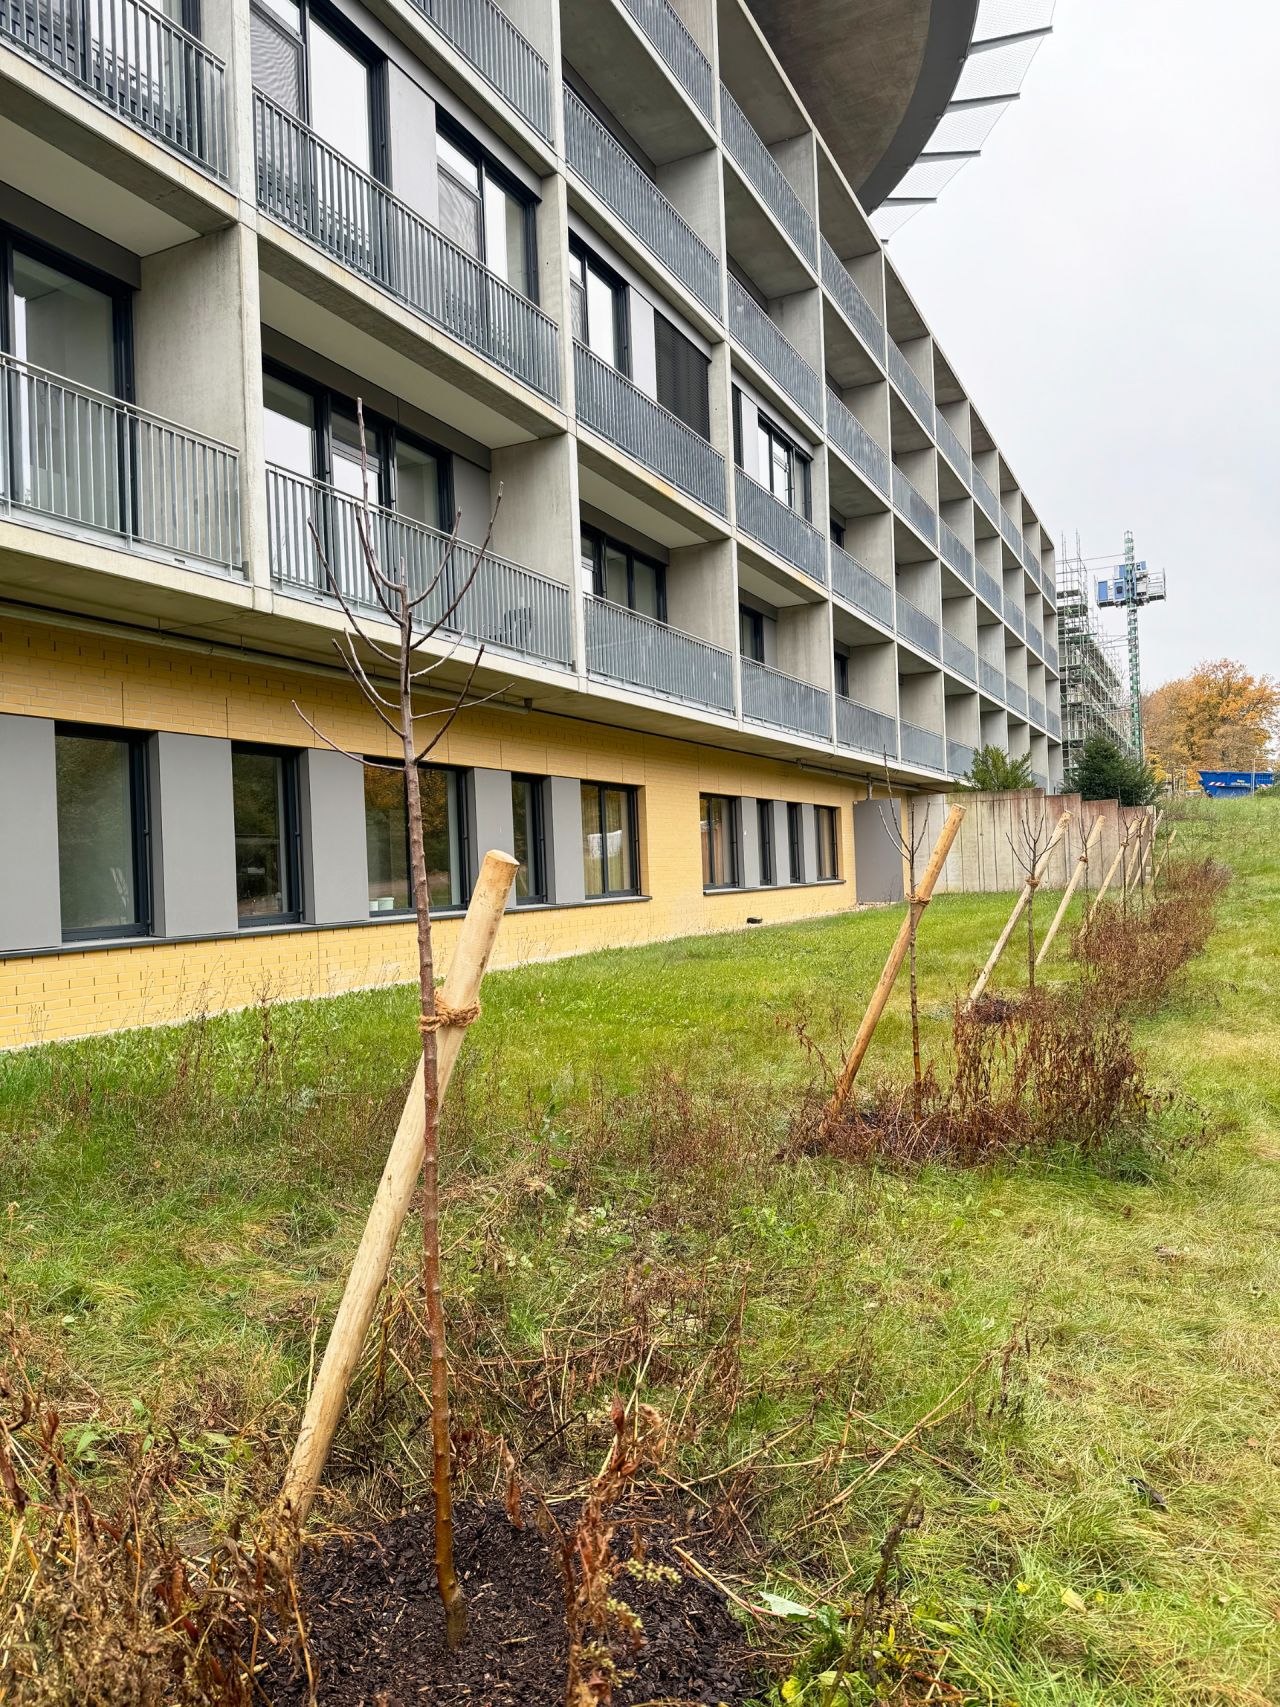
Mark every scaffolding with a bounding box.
[1057,534,1131,775]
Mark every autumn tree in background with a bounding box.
[1143,658,1280,780]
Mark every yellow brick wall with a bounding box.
[1,614,874,1047]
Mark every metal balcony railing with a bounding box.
[719,85,816,264]
[935,414,971,487]
[900,720,945,771]
[1021,538,1039,580]
[825,388,889,495]
[1005,601,1026,639]
[939,520,974,587]
[411,0,550,138]
[616,0,712,117]
[728,277,821,424]
[1000,506,1021,555]
[942,629,977,683]
[887,338,933,431]
[947,739,975,778]
[1006,680,1028,716]
[741,656,830,739]
[1029,694,1046,726]
[819,239,885,361]
[830,542,893,628]
[584,593,734,712]
[895,589,941,660]
[836,695,897,759]
[972,467,999,525]
[2,0,229,175]
[266,465,572,667]
[1027,620,1044,657]
[976,564,1002,613]
[564,88,720,313]
[1045,640,1059,672]
[253,93,561,401]
[0,354,241,570]
[890,464,937,547]
[734,467,826,583]
[978,657,1005,699]
[1047,709,1061,738]
[574,342,726,514]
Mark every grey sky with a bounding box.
[888,0,1280,689]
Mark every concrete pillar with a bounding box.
[0,714,60,951]
[150,732,239,938]
[546,774,585,904]
[299,748,367,926]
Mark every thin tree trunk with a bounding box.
[907,829,922,1123]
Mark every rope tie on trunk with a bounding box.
[419,999,481,1035]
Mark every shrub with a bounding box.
[1074,858,1231,1010]
[1067,734,1159,805]
[962,745,1036,792]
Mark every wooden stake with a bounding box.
[1035,815,1104,967]
[282,849,518,1527]
[1141,809,1166,890]
[1151,824,1179,887]
[1087,823,1136,924]
[823,804,965,1127]
[967,810,1072,1004]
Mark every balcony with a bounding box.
[975,564,1002,613]
[1027,620,1044,656]
[900,720,944,771]
[819,240,885,362]
[1005,602,1026,640]
[825,389,889,496]
[1,354,241,572]
[734,469,826,584]
[939,520,974,587]
[890,465,937,548]
[836,695,897,759]
[1006,680,1028,716]
[830,543,893,628]
[1029,694,1046,726]
[935,415,972,487]
[564,89,720,313]
[741,656,830,740]
[728,278,821,424]
[999,506,1021,554]
[584,594,734,713]
[719,86,816,265]
[886,339,933,433]
[411,0,550,139]
[947,739,975,778]
[895,590,940,660]
[253,94,561,401]
[1047,709,1061,738]
[1045,640,1059,672]
[575,343,726,515]
[972,468,999,526]
[942,629,977,684]
[616,0,712,118]
[978,658,1005,699]
[266,465,572,668]
[2,0,229,176]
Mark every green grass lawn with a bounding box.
[2,800,1278,1705]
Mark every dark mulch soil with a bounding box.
[968,993,1024,1025]
[263,1500,762,1705]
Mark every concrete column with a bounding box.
[470,768,516,904]
[546,774,585,905]
[0,714,60,951]
[740,795,761,888]
[299,749,368,926]
[150,732,239,938]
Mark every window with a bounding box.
[757,414,811,516]
[834,650,850,698]
[815,806,839,880]
[232,746,301,924]
[830,516,846,550]
[787,802,803,883]
[570,239,628,372]
[54,727,149,941]
[580,524,666,620]
[739,604,765,663]
[308,11,378,175]
[700,794,739,889]
[512,775,547,903]
[437,126,536,299]
[362,764,469,915]
[581,783,638,897]
[654,313,710,439]
[757,800,775,886]
[249,0,385,177]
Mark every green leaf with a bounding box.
[760,1591,814,1619]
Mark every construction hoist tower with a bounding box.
[1095,530,1167,754]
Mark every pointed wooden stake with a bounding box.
[968,810,1073,1004]
[282,849,518,1527]
[1151,824,1179,888]
[1035,815,1104,967]
[1087,821,1137,924]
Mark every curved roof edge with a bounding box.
[857,0,980,214]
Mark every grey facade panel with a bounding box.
[0,714,61,952]
[469,767,517,905]
[300,749,369,926]
[150,733,239,939]
[800,803,820,884]
[853,797,905,903]
[546,775,586,905]
[740,795,762,889]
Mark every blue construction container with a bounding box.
[1197,770,1275,798]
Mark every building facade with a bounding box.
[0,0,1062,1046]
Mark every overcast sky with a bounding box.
[888,0,1280,690]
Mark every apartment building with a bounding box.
[0,0,1063,1045]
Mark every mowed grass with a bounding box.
[2,800,1278,1705]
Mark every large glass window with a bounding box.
[739,604,766,663]
[54,728,148,940]
[439,127,535,298]
[10,250,117,392]
[232,746,300,925]
[581,783,638,898]
[570,240,627,372]
[365,766,410,914]
[834,650,850,698]
[512,775,547,903]
[756,414,811,518]
[787,802,803,884]
[580,524,666,621]
[308,13,375,173]
[700,794,739,889]
[815,806,839,880]
[757,800,775,886]
[262,372,317,476]
[361,765,468,915]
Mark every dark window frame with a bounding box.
[815,805,839,880]
[437,113,539,303]
[569,236,630,376]
[739,603,765,663]
[787,801,803,884]
[757,411,812,518]
[834,650,850,698]
[251,0,389,182]
[580,781,640,898]
[511,773,548,904]
[53,722,152,943]
[700,792,740,891]
[829,515,846,549]
[360,759,472,917]
[0,227,134,394]
[757,799,775,886]
[231,742,303,928]
[580,522,667,622]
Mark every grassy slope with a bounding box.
[2,801,1277,1704]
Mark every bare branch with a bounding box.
[413,648,489,762]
